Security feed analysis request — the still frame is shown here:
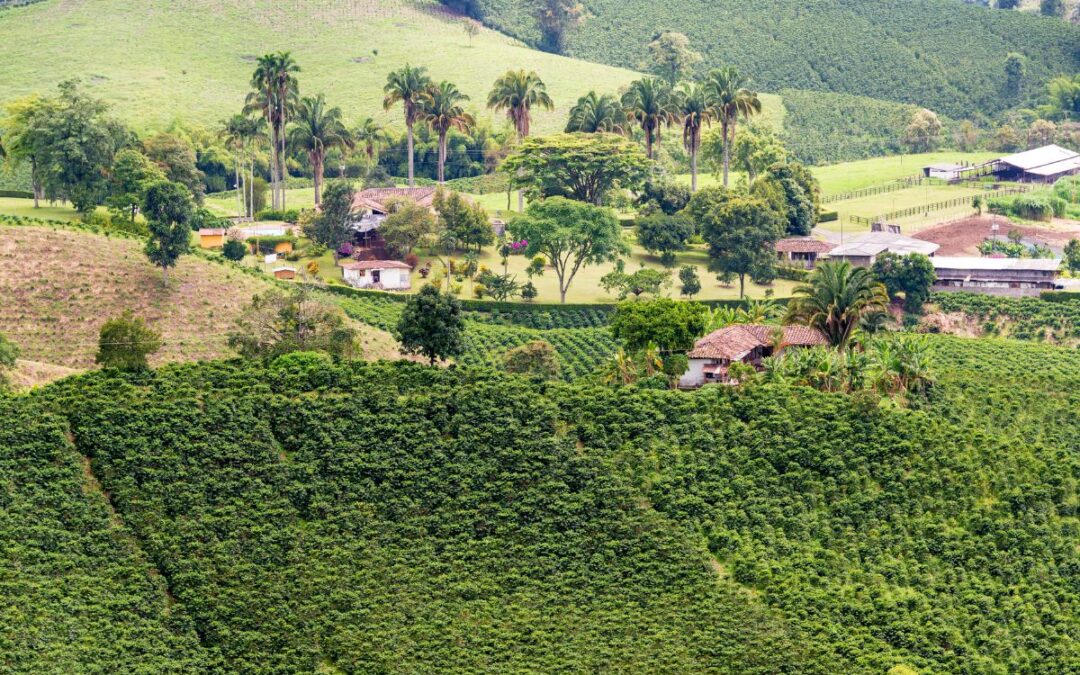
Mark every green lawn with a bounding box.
[313,240,796,303]
[813,152,999,196]
[0,0,788,137]
[0,197,85,222]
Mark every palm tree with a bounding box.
[674,82,712,192]
[704,66,761,186]
[488,70,554,210]
[218,115,247,218]
[421,82,474,183]
[621,77,675,160]
[383,64,433,187]
[565,91,626,133]
[288,94,352,208]
[785,261,890,350]
[354,117,389,167]
[246,52,300,210]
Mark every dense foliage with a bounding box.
[6,327,1080,671]
[9,360,819,672]
[457,0,1080,119]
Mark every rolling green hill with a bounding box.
[0,0,645,134]
[0,0,927,166]
[4,330,1078,672]
[458,0,1080,119]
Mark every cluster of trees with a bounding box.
[456,0,1080,120]
[0,81,210,217]
[565,64,762,191]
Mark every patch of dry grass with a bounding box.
[0,226,400,368]
[7,359,81,391]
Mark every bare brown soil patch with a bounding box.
[913,216,1080,256]
[0,226,400,368]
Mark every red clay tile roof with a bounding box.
[351,187,436,213]
[688,324,827,360]
[340,259,412,271]
[349,187,475,214]
[775,237,834,254]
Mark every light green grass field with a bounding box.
[320,242,796,302]
[813,152,999,196]
[0,0,781,137]
[0,197,83,222]
[821,184,985,232]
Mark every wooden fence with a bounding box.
[821,175,925,204]
[849,186,1031,226]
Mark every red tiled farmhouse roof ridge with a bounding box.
[688,324,827,360]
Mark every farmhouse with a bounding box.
[776,237,834,269]
[197,228,226,249]
[349,187,439,250]
[679,324,827,388]
[990,145,1080,184]
[828,232,939,267]
[340,259,412,290]
[932,256,1060,296]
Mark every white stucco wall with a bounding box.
[679,358,708,388]
[344,267,411,290]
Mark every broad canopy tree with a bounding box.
[396,284,465,365]
[695,190,783,298]
[502,133,649,205]
[511,196,629,303]
[307,179,355,250]
[610,297,709,353]
[142,180,193,284]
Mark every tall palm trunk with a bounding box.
[406,122,415,187]
[31,157,40,208]
[268,124,280,211]
[516,116,526,211]
[438,131,447,183]
[645,124,654,159]
[690,143,698,192]
[721,118,731,187]
[234,148,243,217]
[312,152,323,208]
[278,113,287,211]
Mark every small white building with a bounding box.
[340,260,412,290]
[231,222,291,240]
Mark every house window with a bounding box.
[372,270,381,283]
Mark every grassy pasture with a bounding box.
[0,0,738,136]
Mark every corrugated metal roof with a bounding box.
[829,232,939,257]
[932,256,1060,271]
[340,260,412,271]
[1026,156,1080,177]
[998,144,1079,171]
